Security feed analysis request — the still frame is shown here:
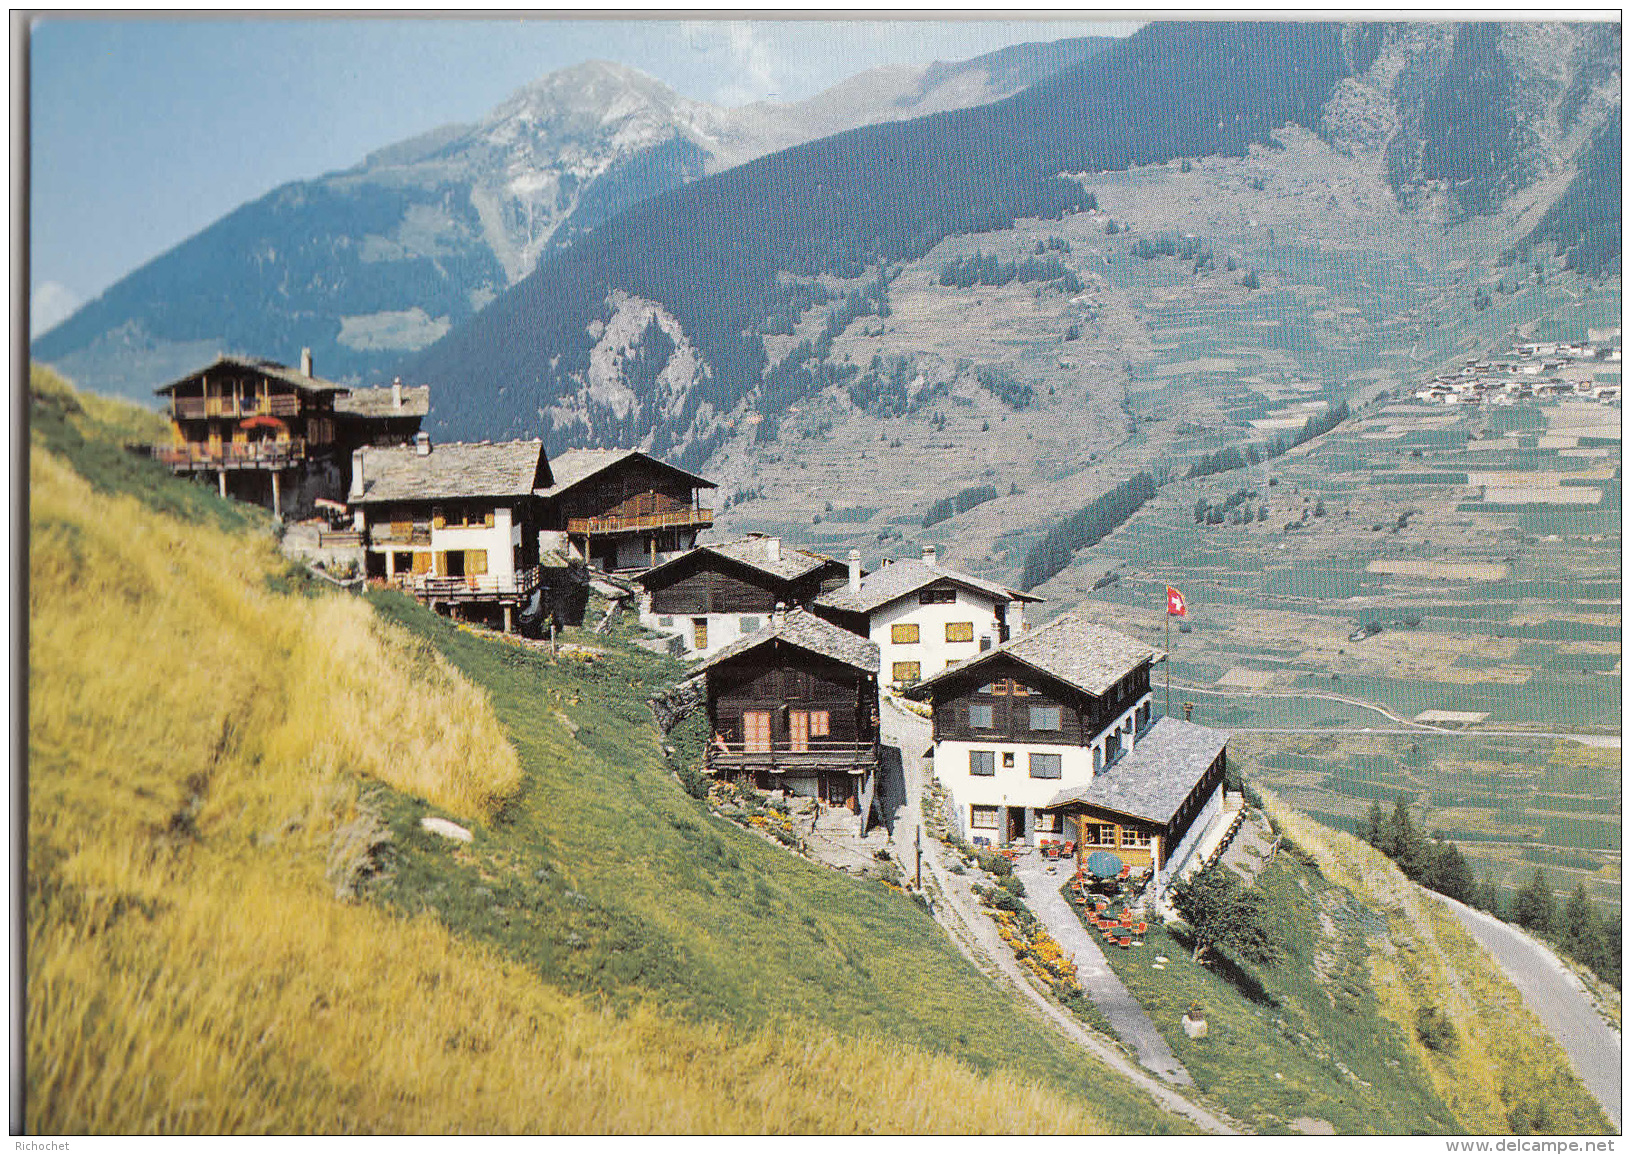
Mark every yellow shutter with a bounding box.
[433,509,446,529]
[412,552,431,575]
[434,551,447,575]
[466,549,487,575]
[484,510,495,527]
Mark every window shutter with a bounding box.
[434,551,447,575]
[484,510,495,527]
[433,508,445,529]
[412,552,431,575]
[466,549,488,576]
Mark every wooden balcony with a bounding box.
[151,438,307,470]
[368,526,433,546]
[706,739,880,774]
[171,394,299,421]
[566,508,713,535]
[317,530,364,548]
[391,565,542,605]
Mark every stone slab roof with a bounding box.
[352,439,548,504]
[334,383,431,419]
[1046,717,1230,826]
[815,556,1037,615]
[691,607,879,674]
[155,354,348,396]
[536,448,715,499]
[906,609,1155,699]
[637,534,839,588]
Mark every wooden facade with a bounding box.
[541,452,715,571]
[647,553,846,617]
[1062,745,1227,877]
[929,655,1153,749]
[704,639,880,801]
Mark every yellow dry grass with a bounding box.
[26,391,1116,1134]
[1256,789,1610,1134]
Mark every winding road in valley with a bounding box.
[1426,892,1622,1129]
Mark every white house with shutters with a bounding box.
[813,545,1040,692]
[349,433,549,632]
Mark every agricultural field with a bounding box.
[1029,386,1621,908]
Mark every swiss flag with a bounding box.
[1166,586,1187,617]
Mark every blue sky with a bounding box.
[28,16,1139,334]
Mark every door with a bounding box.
[742,711,772,753]
[1007,807,1027,844]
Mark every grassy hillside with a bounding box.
[25,365,1177,1134]
[1258,790,1611,1134]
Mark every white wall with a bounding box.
[1152,783,1224,918]
[872,586,1002,688]
[432,507,516,582]
[368,505,516,582]
[932,691,1152,842]
[638,600,772,659]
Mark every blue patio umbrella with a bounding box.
[1084,850,1123,879]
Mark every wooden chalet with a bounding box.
[536,449,715,572]
[148,351,435,518]
[332,376,430,452]
[903,611,1156,846]
[350,434,551,632]
[636,534,850,657]
[150,351,348,517]
[692,607,881,809]
[1046,717,1230,909]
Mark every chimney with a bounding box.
[300,347,313,377]
[392,376,403,409]
[415,430,431,457]
[922,544,937,567]
[773,601,786,628]
[767,536,781,562]
[350,448,366,500]
[848,549,861,593]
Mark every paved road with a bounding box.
[1014,858,1192,1084]
[878,700,1234,1134]
[1427,891,1622,1129]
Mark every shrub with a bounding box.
[1416,1006,1458,1053]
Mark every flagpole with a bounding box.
[1165,609,1171,718]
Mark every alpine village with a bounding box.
[145,349,1236,917]
[28,18,1621,1140]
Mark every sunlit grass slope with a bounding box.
[1259,789,1611,1135]
[361,593,1188,1132]
[26,366,1161,1134]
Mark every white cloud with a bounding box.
[31,281,82,337]
[679,20,788,106]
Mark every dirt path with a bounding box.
[880,699,1237,1135]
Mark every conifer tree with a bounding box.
[1511,868,1557,936]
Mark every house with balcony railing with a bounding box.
[692,607,882,818]
[146,352,433,520]
[536,449,716,572]
[349,433,552,633]
[149,350,350,517]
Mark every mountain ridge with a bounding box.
[32,36,1116,400]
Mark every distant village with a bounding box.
[142,349,1242,922]
[1412,329,1622,407]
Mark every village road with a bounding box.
[1426,892,1622,1129]
[878,699,1232,1133]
